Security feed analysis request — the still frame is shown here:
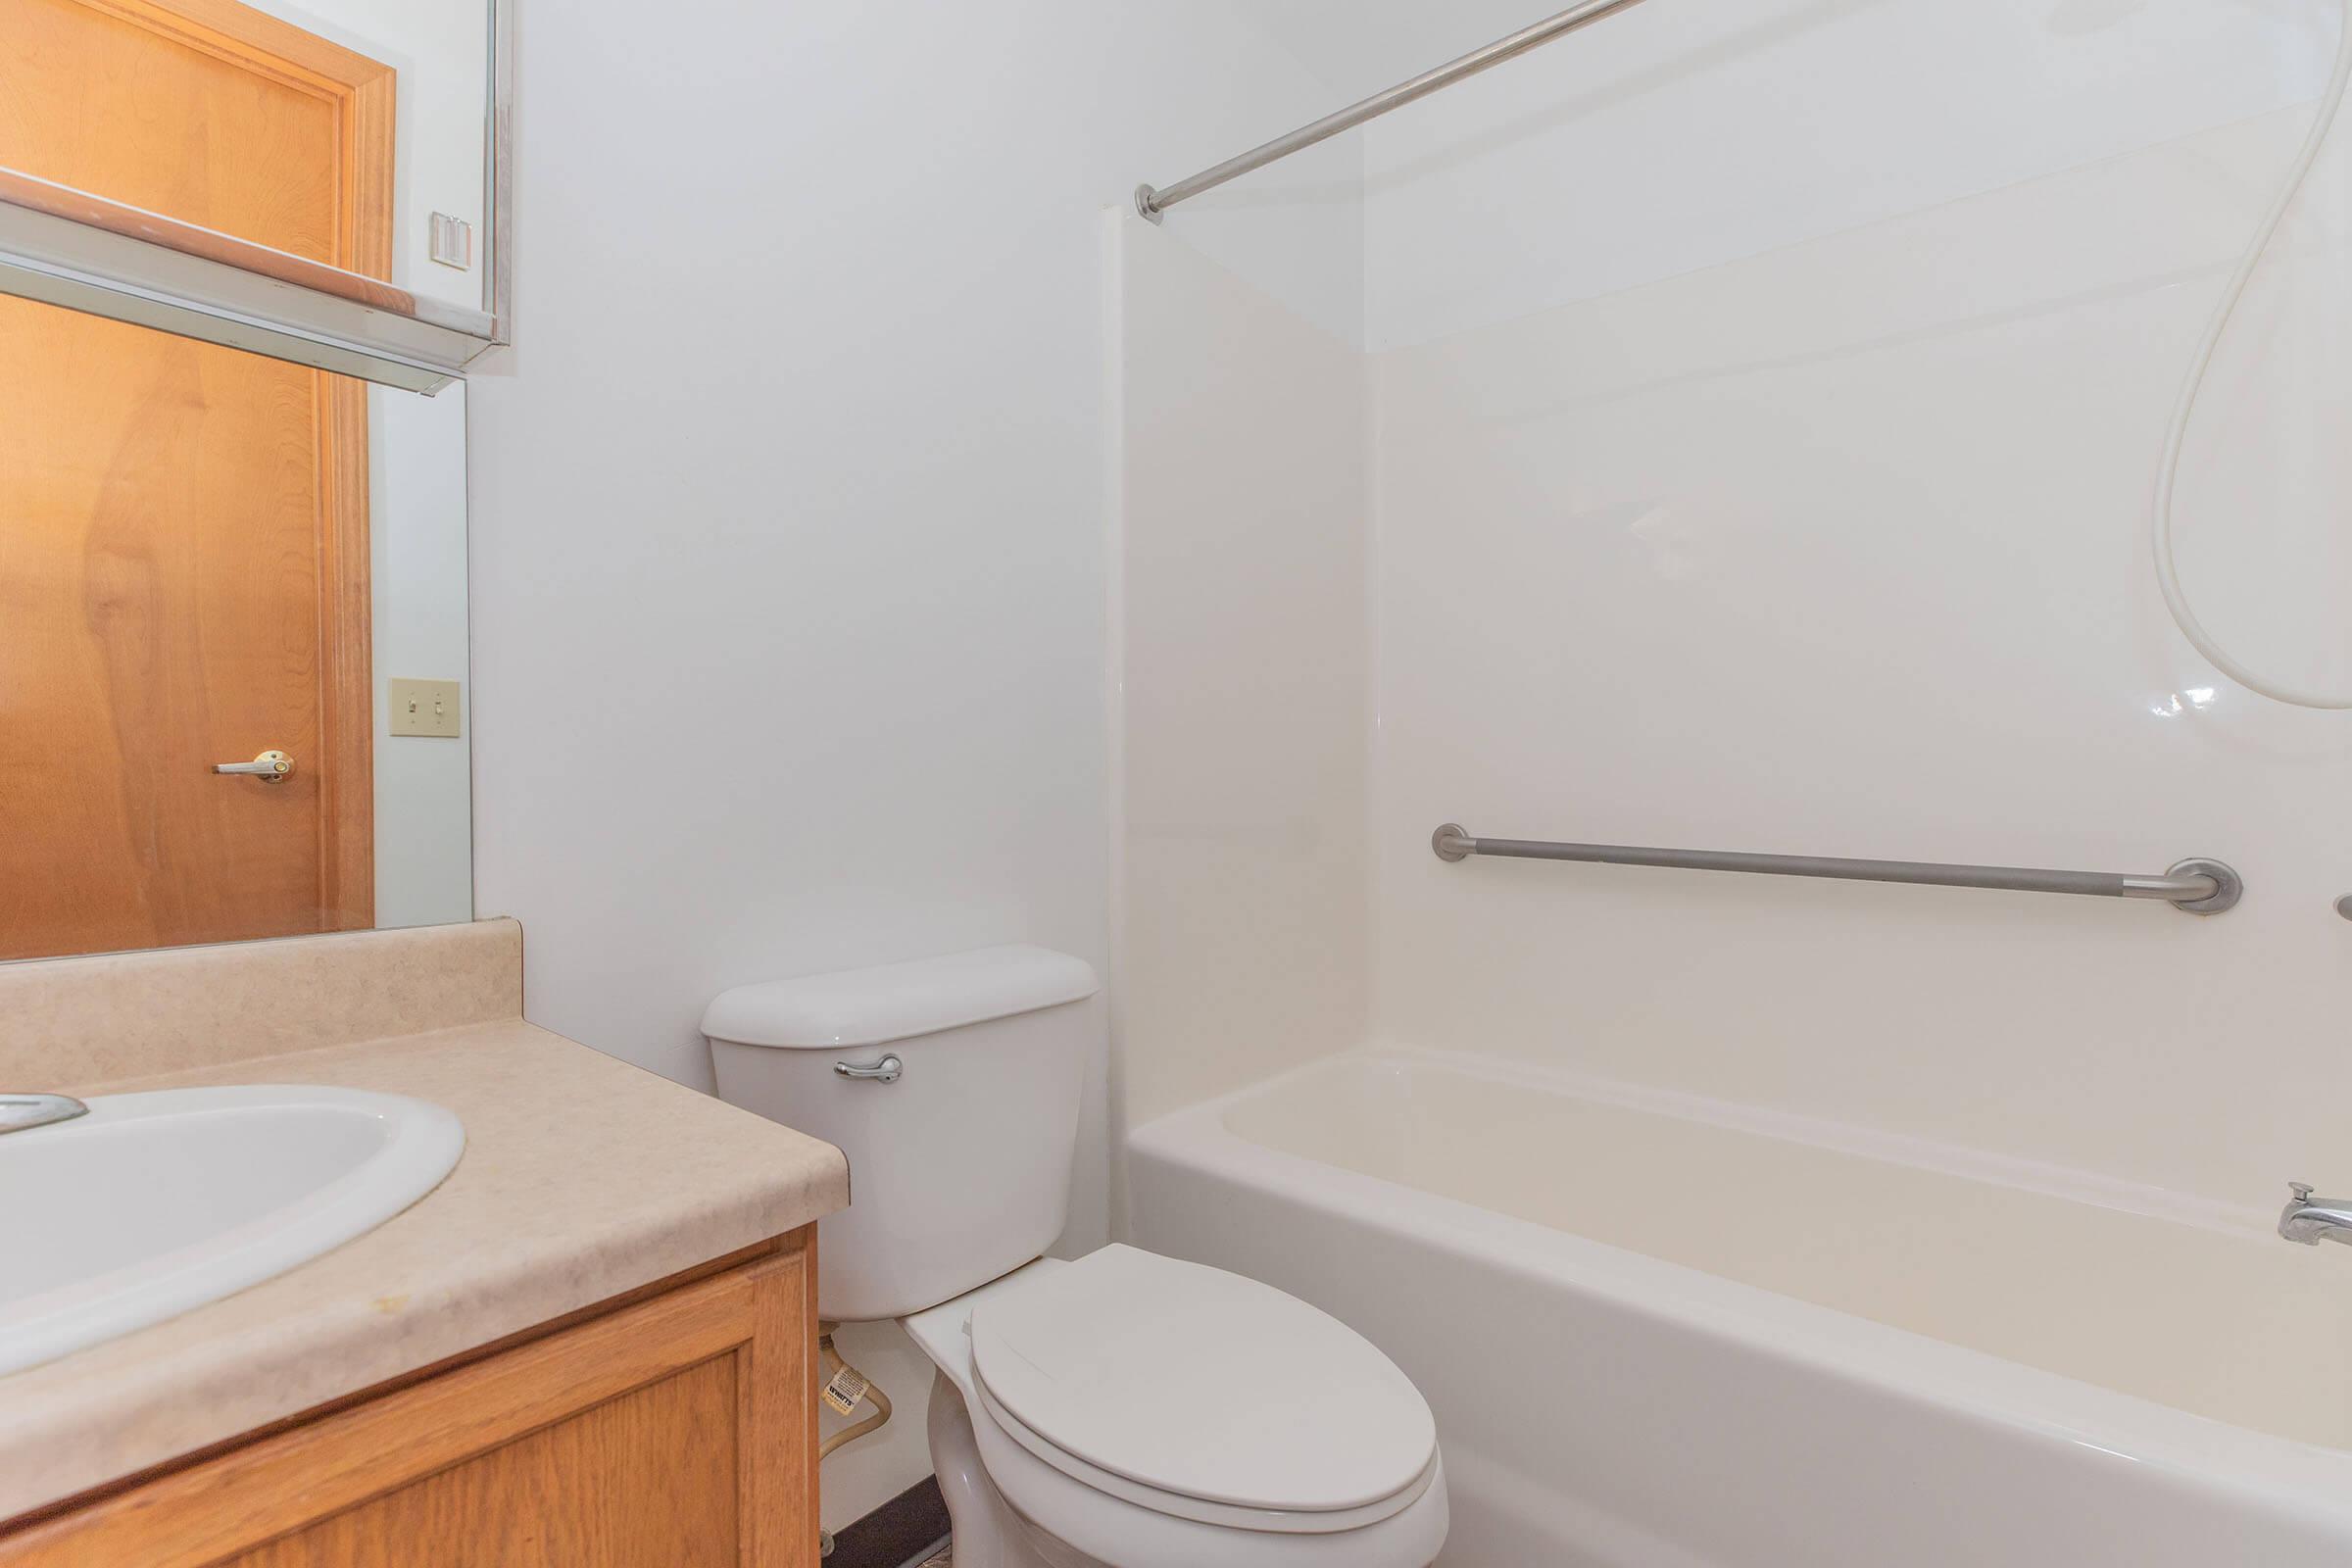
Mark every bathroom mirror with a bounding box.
[0,0,507,390]
[0,295,473,964]
[0,0,483,962]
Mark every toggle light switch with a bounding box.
[388,678,463,738]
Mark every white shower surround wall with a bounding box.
[1344,0,2352,1209]
[1366,94,2352,1205]
[1115,3,2352,1563]
[1110,215,1372,1138]
[1119,0,2352,1196]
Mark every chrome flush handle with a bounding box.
[833,1054,903,1084]
[215,749,294,783]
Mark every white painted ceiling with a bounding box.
[1236,0,1586,102]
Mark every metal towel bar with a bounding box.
[1430,824,2241,914]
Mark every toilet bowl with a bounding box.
[903,1249,1447,1568]
[703,946,1448,1568]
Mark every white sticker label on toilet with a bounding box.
[822,1364,870,1416]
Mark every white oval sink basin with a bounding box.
[0,1085,465,1376]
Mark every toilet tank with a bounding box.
[703,946,1100,1322]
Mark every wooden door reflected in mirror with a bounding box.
[0,0,471,961]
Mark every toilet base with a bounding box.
[928,1370,1104,1568]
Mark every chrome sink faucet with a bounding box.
[0,1094,86,1136]
[2278,1183,2352,1246]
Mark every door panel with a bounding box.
[0,0,390,958]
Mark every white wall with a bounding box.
[466,0,1358,1532]
[1363,2,2352,1206]
[370,381,472,930]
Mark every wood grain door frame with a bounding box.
[78,0,395,930]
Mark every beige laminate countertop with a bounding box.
[0,1017,850,1521]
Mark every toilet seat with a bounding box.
[966,1246,1437,1533]
[906,1250,1450,1568]
[972,1373,1440,1534]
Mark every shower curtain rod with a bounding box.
[1134,0,1652,221]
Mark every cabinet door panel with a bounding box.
[228,1355,741,1568]
[0,1230,817,1568]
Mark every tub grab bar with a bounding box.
[1430,824,2241,914]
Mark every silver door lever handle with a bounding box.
[833,1054,903,1083]
[215,750,293,782]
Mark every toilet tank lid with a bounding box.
[701,945,1100,1049]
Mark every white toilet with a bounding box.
[703,946,1448,1568]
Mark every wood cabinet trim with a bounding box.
[0,1233,814,1568]
[740,1223,820,1568]
[2,1237,784,1534]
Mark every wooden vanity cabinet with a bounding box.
[0,1228,819,1568]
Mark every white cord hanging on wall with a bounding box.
[2152,3,2352,708]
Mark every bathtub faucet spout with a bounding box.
[2278,1183,2352,1246]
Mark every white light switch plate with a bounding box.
[429,212,473,270]
[389,678,463,738]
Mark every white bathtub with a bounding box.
[1126,1050,2352,1567]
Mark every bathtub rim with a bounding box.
[1124,1045,2352,1542]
